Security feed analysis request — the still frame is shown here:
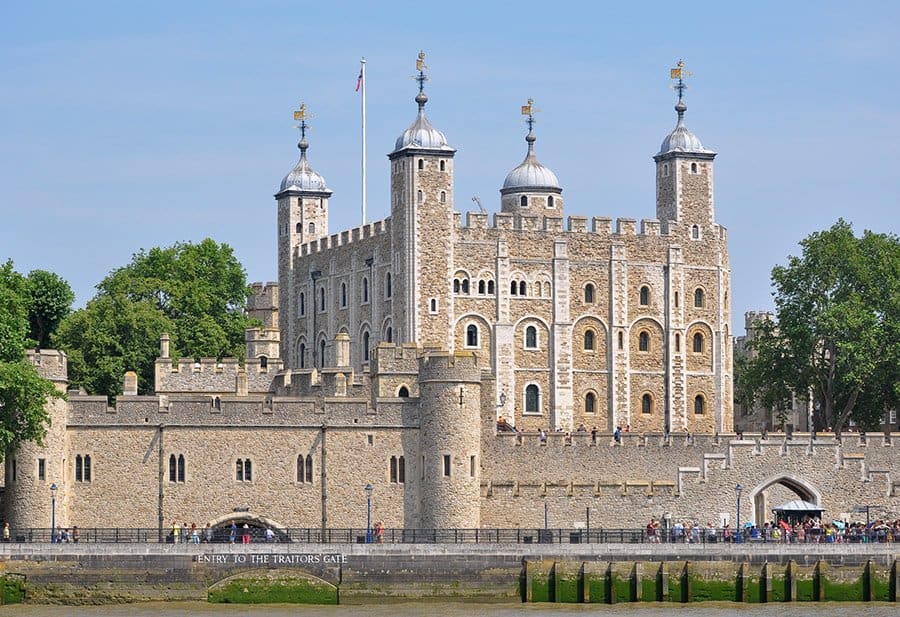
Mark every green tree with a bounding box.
[0,260,61,457]
[742,220,900,434]
[25,269,75,349]
[54,238,258,398]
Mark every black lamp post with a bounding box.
[735,484,743,544]
[50,483,58,543]
[365,483,374,543]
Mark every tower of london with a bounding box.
[4,59,896,534]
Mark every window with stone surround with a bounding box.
[694,288,705,308]
[519,281,527,296]
[75,454,92,482]
[525,325,538,349]
[465,324,479,348]
[319,287,325,311]
[439,160,446,171]
[363,331,370,361]
[692,332,704,353]
[618,331,624,350]
[385,272,392,298]
[340,283,347,308]
[390,456,405,483]
[547,195,554,209]
[236,458,252,482]
[584,392,596,414]
[397,385,410,397]
[429,298,438,313]
[440,191,446,203]
[524,384,540,414]
[642,393,653,414]
[169,454,185,483]
[694,395,705,415]
[443,454,451,477]
[584,329,596,351]
[362,277,369,303]
[487,280,495,294]
[639,285,650,306]
[520,195,527,208]
[298,342,306,368]
[691,225,700,240]
[675,333,681,352]
[584,283,595,303]
[418,159,424,170]
[297,455,313,483]
[638,331,650,352]
[470,455,476,477]
[38,458,45,481]
[691,162,698,173]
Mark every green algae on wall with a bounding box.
[208,574,337,605]
[0,575,25,605]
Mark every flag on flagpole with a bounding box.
[356,68,363,92]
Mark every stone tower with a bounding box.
[388,61,456,347]
[4,351,70,531]
[275,107,331,367]
[500,99,563,219]
[417,351,482,529]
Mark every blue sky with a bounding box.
[2,1,898,333]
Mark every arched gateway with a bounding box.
[748,474,822,527]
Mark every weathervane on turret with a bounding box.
[414,51,428,92]
[670,59,693,103]
[293,102,311,152]
[521,97,539,133]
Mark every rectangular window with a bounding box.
[11,459,15,483]
[38,458,46,481]
[443,454,451,477]
[890,410,898,425]
[470,455,476,477]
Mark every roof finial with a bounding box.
[414,50,429,109]
[521,97,539,151]
[293,101,311,154]
[669,59,692,122]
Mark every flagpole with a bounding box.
[360,57,367,225]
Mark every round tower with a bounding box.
[5,350,70,532]
[417,351,482,529]
[500,98,563,218]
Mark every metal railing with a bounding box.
[4,526,893,545]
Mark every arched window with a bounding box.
[385,273,392,298]
[478,280,485,294]
[417,190,423,203]
[83,455,91,482]
[543,282,550,296]
[178,454,185,482]
[295,222,302,233]
[418,159,424,170]
[236,458,251,481]
[694,395,705,415]
[642,393,652,414]
[363,331,370,361]
[691,224,700,240]
[319,287,325,311]
[305,455,313,483]
[299,343,306,368]
[520,195,527,208]
[461,279,469,294]
[341,283,347,307]
[584,329,595,351]
[639,286,650,306]
[487,280,495,294]
[390,456,397,483]
[466,324,479,347]
[692,332,704,353]
[510,281,518,295]
[439,160,445,171]
[584,283,595,303]
[398,386,410,398]
[453,279,460,294]
[585,392,596,414]
[299,292,305,316]
[169,454,177,482]
[430,298,437,313]
[398,456,405,483]
[259,356,268,369]
[525,384,540,413]
[547,195,554,208]
[385,327,393,343]
[297,455,305,483]
[519,281,526,296]
[440,191,446,203]
[319,339,326,368]
[75,455,82,482]
[213,396,221,410]
[308,222,316,235]
[525,326,537,349]
[694,288,705,308]
[362,277,369,303]
[639,331,650,352]
[663,163,669,177]
[691,162,698,173]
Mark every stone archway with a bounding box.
[748,474,822,526]
[206,512,291,543]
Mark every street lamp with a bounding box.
[364,483,374,543]
[734,484,743,544]
[50,483,58,543]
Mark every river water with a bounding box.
[1,603,896,616]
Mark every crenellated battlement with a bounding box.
[26,349,68,383]
[454,210,686,241]
[296,218,390,257]
[418,350,483,383]
[154,355,281,394]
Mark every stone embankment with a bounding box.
[0,543,897,604]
